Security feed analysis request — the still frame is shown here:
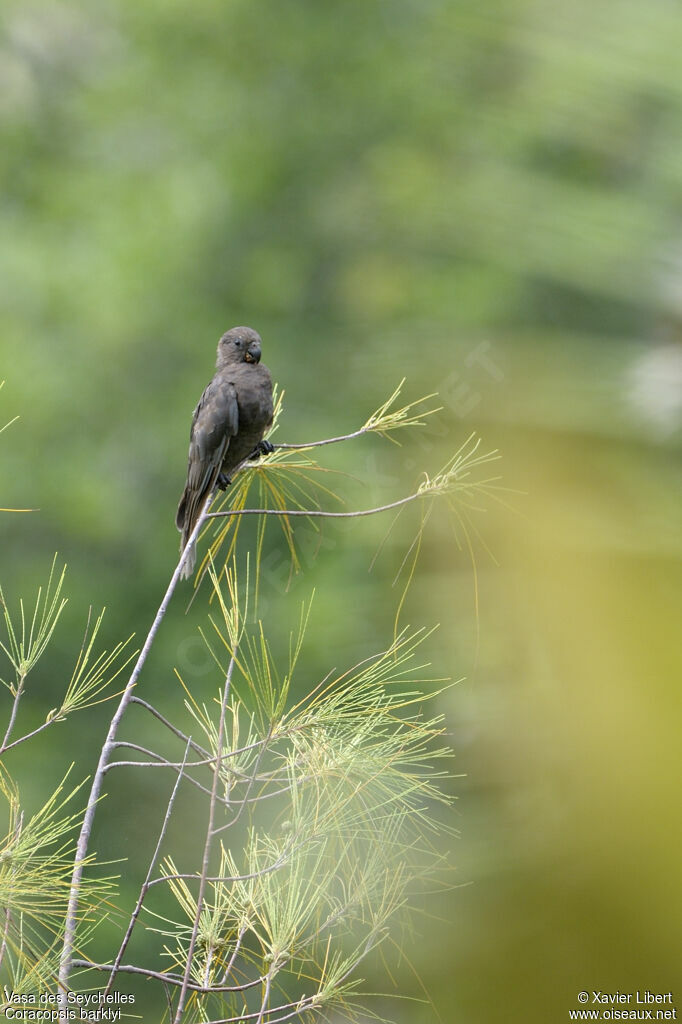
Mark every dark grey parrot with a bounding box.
[176,326,274,578]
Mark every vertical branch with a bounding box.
[255,971,274,1024]
[219,923,247,985]
[58,493,214,1018]
[103,739,192,997]
[1,675,26,751]
[173,649,237,1024]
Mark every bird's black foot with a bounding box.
[249,439,275,460]
[216,472,231,491]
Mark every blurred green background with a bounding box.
[1,0,681,1021]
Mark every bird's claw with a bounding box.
[216,472,231,491]
[250,439,275,460]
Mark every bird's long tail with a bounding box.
[180,535,196,580]
[177,486,199,580]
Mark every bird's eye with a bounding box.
[234,338,242,347]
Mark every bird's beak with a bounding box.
[245,344,261,364]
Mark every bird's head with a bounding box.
[217,327,263,367]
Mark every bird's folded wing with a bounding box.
[186,378,239,495]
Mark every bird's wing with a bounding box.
[186,376,239,495]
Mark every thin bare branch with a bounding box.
[202,993,334,1024]
[174,651,237,1024]
[104,758,231,805]
[207,491,424,521]
[58,490,215,1015]
[130,695,212,759]
[108,738,266,772]
[71,959,265,993]
[271,427,369,451]
[270,384,438,452]
[108,741,217,770]
[220,924,246,985]
[0,718,64,755]
[148,849,290,889]
[1,675,26,750]
[255,969,273,1024]
[104,740,192,996]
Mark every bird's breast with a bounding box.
[235,371,273,433]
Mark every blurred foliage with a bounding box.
[1,0,681,1021]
